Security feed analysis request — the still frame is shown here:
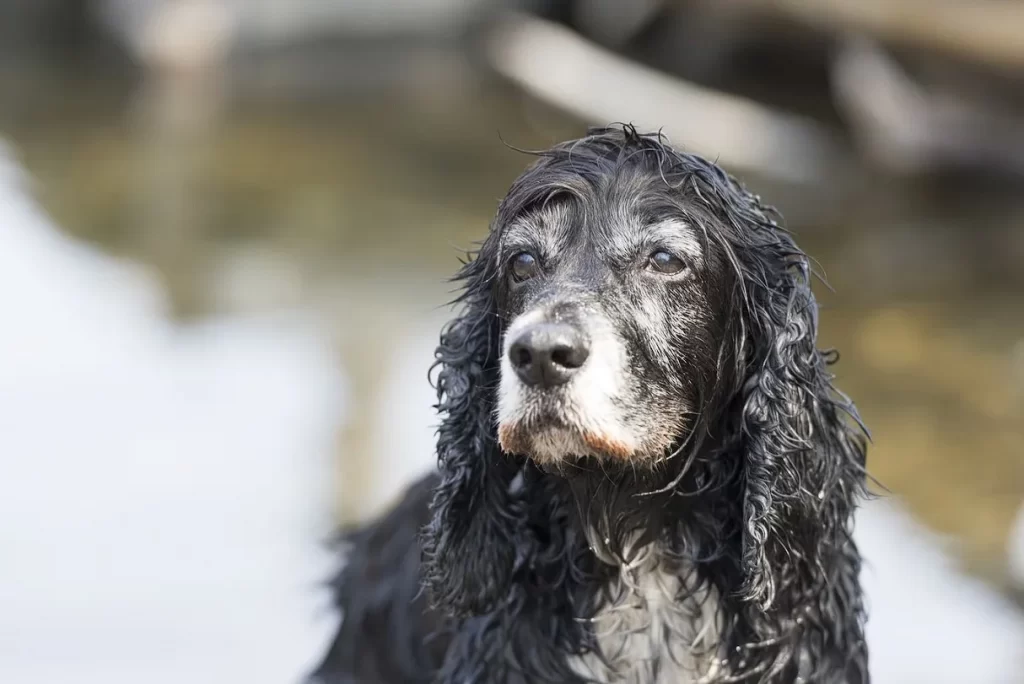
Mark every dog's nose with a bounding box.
[508,322,590,388]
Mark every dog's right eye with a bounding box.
[510,252,540,282]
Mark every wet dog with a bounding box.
[311,126,870,684]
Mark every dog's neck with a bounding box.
[557,454,732,565]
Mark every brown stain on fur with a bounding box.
[579,431,634,461]
[497,423,525,455]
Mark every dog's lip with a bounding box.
[502,404,574,433]
[523,405,573,428]
[496,414,572,449]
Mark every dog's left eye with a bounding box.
[510,252,540,282]
[648,250,686,274]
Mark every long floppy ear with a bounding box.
[715,185,868,616]
[420,239,526,618]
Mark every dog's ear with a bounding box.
[420,241,525,618]
[738,261,866,610]
[710,182,868,615]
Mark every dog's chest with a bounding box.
[570,548,722,684]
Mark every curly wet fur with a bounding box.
[310,126,870,684]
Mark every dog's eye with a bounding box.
[510,252,539,282]
[648,250,686,275]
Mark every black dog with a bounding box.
[311,126,870,683]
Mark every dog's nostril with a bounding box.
[550,343,587,369]
[512,345,533,369]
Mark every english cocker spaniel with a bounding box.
[311,126,870,684]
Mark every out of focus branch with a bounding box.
[832,37,1024,178]
[721,0,1024,70]
[485,12,843,185]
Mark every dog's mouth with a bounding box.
[496,409,636,464]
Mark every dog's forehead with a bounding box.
[500,196,704,264]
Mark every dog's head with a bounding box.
[493,154,730,467]
[421,127,868,645]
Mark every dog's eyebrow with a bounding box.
[499,221,534,248]
[500,203,573,256]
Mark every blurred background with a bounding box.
[0,1,1022,682]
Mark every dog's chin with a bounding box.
[497,420,636,466]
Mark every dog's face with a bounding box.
[495,170,729,467]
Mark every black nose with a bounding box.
[507,322,590,388]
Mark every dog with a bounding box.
[310,126,870,683]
